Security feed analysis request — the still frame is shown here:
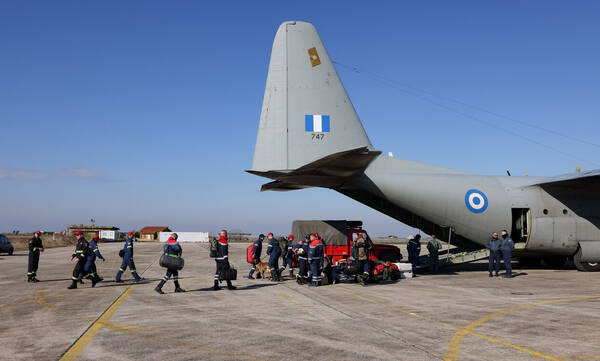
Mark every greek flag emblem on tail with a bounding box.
[305,114,330,132]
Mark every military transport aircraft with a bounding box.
[247,21,600,271]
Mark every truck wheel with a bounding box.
[542,256,567,268]
[574,247,600,272]
[378,250,399,263]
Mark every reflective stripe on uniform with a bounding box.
[165,253,179,258]
[119,268,125,272]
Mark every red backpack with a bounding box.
[246,244,254,263]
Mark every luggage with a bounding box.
[219,263,237,281]
[209,238,218,258]
[246,244,254,263]
[343,262,360,275]
[159,254,184,270]
[118,249,124,258]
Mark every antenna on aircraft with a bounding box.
[506,170,511,176]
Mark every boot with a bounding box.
[248,270,255,279]
[68,280,77,289]
[226,280,236,290]
[27,275,33,283]
[155,279,166,294]
[174,281,185,292]
[79,277,85,284]
[213,280,221,291]
[96,275,104,282]
[32,277,40,283]
[115,279,124,283]
[91,276,97,288]
[289,269,294,277]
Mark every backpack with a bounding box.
[278,237,288,255]
[209,238,218,258]
[246,244,254,263]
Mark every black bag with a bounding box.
[337,273,357,283]
[159,254,184,270]
[343,262,360,275]
[209,238,218,258]
[118,249,124,258]
[219,264,237,281]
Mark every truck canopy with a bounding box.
[291,220,363,246]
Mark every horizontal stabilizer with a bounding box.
[247,147,381,191]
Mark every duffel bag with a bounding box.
[343,263,360,275]
[219,264,237,281]
[159,254,185,270]
[118,249,124,258]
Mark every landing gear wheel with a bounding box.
[574,247,600,272]
[542,256,567,268]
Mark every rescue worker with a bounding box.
[407,234,422,273]
[27,230,44,283]
[115,231,143,283]
[500,230,514,278]
[351,235,371,286]
[486,231,502,277]
[155,233,185,294]
[248,234,264,279]
[279,234,295,277]
[68,231,89,289]
[213,229,236,290]
[294,235,310,284]
[84,234,105,285]
[265,232,281,281]
[426,235,442,274]
[308,233,324,286]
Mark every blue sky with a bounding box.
[1,1,599,235]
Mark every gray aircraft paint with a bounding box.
[249,21,600,270]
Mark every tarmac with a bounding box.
[1,242,599,361]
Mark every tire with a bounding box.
[542,256,567,268]
[574,247,600,272]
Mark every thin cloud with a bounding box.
[0,168,103,180]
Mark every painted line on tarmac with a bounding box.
[58,286,135,361]
[333,285,568,361]
[444,295,600,361]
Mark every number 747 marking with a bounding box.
[311,133,325,140]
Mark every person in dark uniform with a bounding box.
[155,233,185,294]
[426,235,442,274]
[115,231,143,283]
[500,230,514,278]
[407,234,422,273]
[27,231,44,283]
[486,232,502,277]
[266,232,281,281]
[294,235,310,284]
[308,233,324,286]
[84,234,105,285]
[352,235,371,286]
[68,231,89,289]
[213,229,236,290]
[279,234,295,277]
[248,234,264,279]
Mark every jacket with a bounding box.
[73,238,88,260]
[216,235,228,261]
[29,236,44,252]
[486,237,502,252]
[123,237,134,258]
[500,237,514,252]
[407,238,421,257]
[164,239,182,257]
[89,239,105,260]
[294,242,309,260]
[252,238,263,259]
[308,239,324,261]
[266,238,281,257]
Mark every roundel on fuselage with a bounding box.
[465,189,488,214]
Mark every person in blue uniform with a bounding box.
[486,232,502,277]
[500,230,514,278]
[155,233,185,294]
[68,231,89,289]
[115,231,143,283]
[213,229,236,290]
[84,234,105,286]
[308,233,324,286]
[266,232,281,281]
[27,231,44,283]
[294,235,310,284]
[248,234,264,279]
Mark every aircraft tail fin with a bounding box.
[250,21,373,173]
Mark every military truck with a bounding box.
[291,220,401,263]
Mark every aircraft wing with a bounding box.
[528,169,600,188]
